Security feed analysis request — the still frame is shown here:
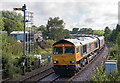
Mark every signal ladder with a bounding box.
[26,11,34,72]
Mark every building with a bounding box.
[0,31,7,35]
[33,31,43,42]
[10,31,43,42]
[10,31,34,42]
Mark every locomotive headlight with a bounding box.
[54,61,58,64]
[54,61,56,63]
[70,61,74,63]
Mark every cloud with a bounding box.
[0,0,119,31]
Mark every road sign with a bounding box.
[13,8,23,10]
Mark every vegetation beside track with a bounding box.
[91,24,120,82]
[2,34,55,79]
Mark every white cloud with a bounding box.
[0,0,120,30]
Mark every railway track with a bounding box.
[67,46,107,82]
[24,67,54,82]
[37,46,106,83]
[34,46,107,83]
[3,46,108,83]
[2,64,53,83]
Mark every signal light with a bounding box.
[54,61,58,64]
[13,8,23,10]
[70,61,74,63]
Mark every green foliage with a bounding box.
[91,62,107,82]
[33,40,54,59]
[91,62,119,82]
[118,55,120,74]
[43,17,71,41]
[78,28,93,34]
[2,35,23,78]
[93,30,104,36]
[116,32,120,53]
[50,28,64,40]
[109,24,120,43]
[47,17,65,40]
[37,25,47,31]
[71,28,79,34]
[2,52,22,78]
[104,26,112,41]
[63,29,72,39]
[47,17,64,29]
[1,10,24,34]
[108,44,118,60]
[2,35,23,57]
[34,43,43,55]
[3,17,24,34]
[110,29,117,42]
[0,16,4,30]
[71,28,94,34]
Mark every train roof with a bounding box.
[53,37,98,47]
[78,37,98,45]
[53,39,81,46]
[97,36,104,40]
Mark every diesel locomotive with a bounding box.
[52,36,104,76]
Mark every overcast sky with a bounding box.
[0,0,119,31]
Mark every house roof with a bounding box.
[10,31,29,34]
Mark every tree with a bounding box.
[3,17,23,34]
[116,32,120,53]
[63,29,72,39]
[104,26,111,34]
[93,30,104,36]
[1,11,24,34]
[47,17,64,30]
[104,26,112,41]
[32,25,37,28]
[109,24,120,43]
[0,17,4,30]
[71,28,79,34]
[38,25,47,31]
[78,28,93,34]
[50,28,64,40]
[45,17,68,41]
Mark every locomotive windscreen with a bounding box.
[64,46,74,54]
[53,47,63,55]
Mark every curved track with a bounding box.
[3,46,108,83]
[67,45,108,82]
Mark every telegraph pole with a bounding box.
[13,4,27,75]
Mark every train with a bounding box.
[52,35,105,76]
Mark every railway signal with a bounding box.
[13,4,27,75]
[13,8,23,10]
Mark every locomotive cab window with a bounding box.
[83,45,87,54]
[65,46,74,54]
[94,42,98,48]
[53,47,63,55]
[76,47,79,53]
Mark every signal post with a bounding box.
[13,4,27,75]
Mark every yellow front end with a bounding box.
[52,44,76,65]
[52,43,76,76]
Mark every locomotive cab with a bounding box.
[52,39,79,76]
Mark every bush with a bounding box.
[90,62,119,82]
